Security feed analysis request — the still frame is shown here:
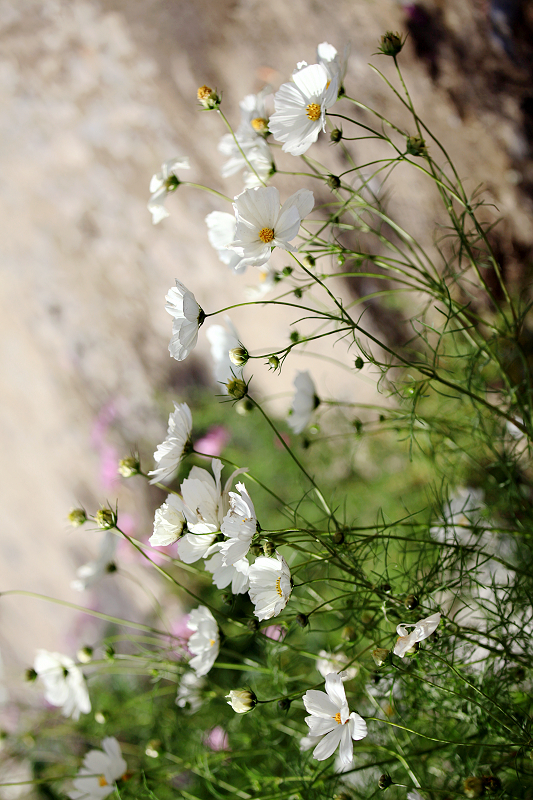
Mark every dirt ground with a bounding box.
[1,0,532,719]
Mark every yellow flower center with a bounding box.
[259,227,275,244]
[251,117,269,133]
[210,639,216,647]
[275,577,283,597]
[333,711,348,725]
[197,85,213,101]
[99,777,108,787]
[306,103,321,121]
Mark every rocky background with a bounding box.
[1,0,532,718]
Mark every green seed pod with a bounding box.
[68,508,87,527]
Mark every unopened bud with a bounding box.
[118,456,140,478]
[226,378,248,400]
[354,356,364,370]
[104,645,115,661]
[378,774,393,790]
[226,688,257,713]
[304,254,316,267]
[263,541,275,556]
[372,648,390,667]
[229,346,249,367]
[77,646,93,664]
[332,530,345,544]
[463,777,485,799]
[197,85,220,109]
[289,330,300,343]
[145,740,160,758]
[293,287,303,298]
[330,127,343,143]
[406,135,428,157]
[247,618,259,632]
[95,507,116,530]
[296,613,309,628]
[68,508,87,527]
[222,592,233,606]
[327,174,341,190]
[94,711,107,724]
[342,626,356,641]
[277,697,291,711]
[404,594,419,610]
[268,355,280,370]
[25,668,38,683]
[235,398,254,416]
[282,266,293,277]
[379,31,404,56]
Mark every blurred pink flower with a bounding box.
[204,726,230,751]
[194,426,230,457]
[263,625,286,641]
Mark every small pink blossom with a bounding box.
[263,625,286,641]
[204,726,230,751]
[194,426,230,457]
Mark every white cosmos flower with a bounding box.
[316,42,350,89]
[206,319,242,390]
[187,606,220,677]
[148,402,192,485]
[220,482,257,565]
[229,186,314,268]
[165,279,204,362]
[69,737,127,800]
[71,531,117,592]
[204,542,250,594]
[148,157,190,224]
[206,212,248,274]
[288,370,319,434]
[245,264,277,300]
[248,551,292,621]
[316,650,358,681]
[219,135,274,189]
[150,494,186,547]
[393,612,441,658]
[303,672,367,767]
[34,651,91,721]
[178,458,248,563]
[176,671,204,713]
[237,87,272,138]
[269,63,338,156]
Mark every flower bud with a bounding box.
[68,508,87,527]
[289,330,300,343]
[404,595,419,610]
[104,645,115,661]
[296,613,309,628]
[226,689,257,713]
[332,530,345,544]
[379,31,404,56]
[282,266,293,277]
[118,456,140,478]
[327,174,341,190]
[342,625,356,641]
[77,646,93,664]
[247,618,259,632]
[229,346,249,367]
[354,356,364,370]
[222,592,233,606]
[378,774,393,790]
[330,127,343,143]
[304,254,316,267]
[268,355,280,370]
[94,711,107,724]
[226,378,248,400]
[463,778,485,798]
[95,507,116,530]
[293,287,303,298]
[197,85,220,109]
[25,668,38,683]
[372,648,390,667]
[235,398,254,416]
[263,541,275,556]
[145,740,160,758]
[406,135,428,157]
[277,697,291,711]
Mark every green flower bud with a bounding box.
[296,613,309,628]
[406,135,428,157]
[304,254,316,267]
[354,356,364,370]
[378,774,393,790]
[77,646,93,664]
[95,507,116,530]
[404,594,419,610]
[118,456,140,478]
[289,330,300,343]
[229,346,249,367]
[235,397,254,415]
[327,174,341,190]
[226,378,248,400]
[104,645,115,661]
[68,508,87,527]
[263,541,275,556]
[293,287,303,298]
[282,266,293,277]
[379,31,404,56]
[372,648,390,667]
[277,697,291,711]
[25,668,38,683]
[247,618,260,632]
[268,355,280,370]
[332,530,345,545]
[330,127,343,143]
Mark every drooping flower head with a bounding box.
[148,402,192,485]
[69,737,127,800]
[220,482,257,565]
[303,672,367,767]
[218,135,274,189]
[269,64,338,156]
[187,606,220,677]
[150,494,186,547]
[34,651,91,721]
[165,280,205,362]
[177,459,248,564]
[148,157,190,224]
[248,551,292,621]
[206,211,248,274]
[71,531,117,592]
[206,319,242,390]
[393,611,441,658]
[204,542,250,594]
[229,186,314,268]
[288,370,320,434]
